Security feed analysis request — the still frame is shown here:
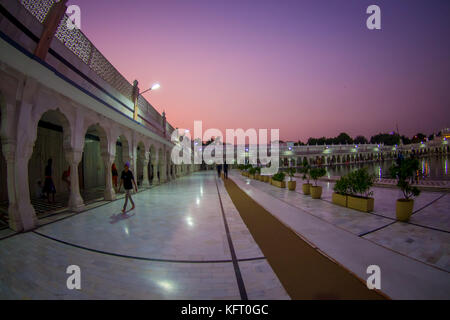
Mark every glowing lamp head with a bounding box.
[151,83,161,91]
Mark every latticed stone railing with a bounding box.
[19,0,55,23]
[17,0,167,136]
[54,14,134,101]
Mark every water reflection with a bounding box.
[324,156,449,180]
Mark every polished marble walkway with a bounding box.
[0,172,288,299]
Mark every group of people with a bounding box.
[216,163,229,179]
[36,158,138,213]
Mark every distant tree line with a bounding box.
[293,131,443,146]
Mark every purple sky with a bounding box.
[67,0,450,141]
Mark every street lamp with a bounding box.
[140,83,161,95]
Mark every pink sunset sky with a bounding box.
[67,0,450,142]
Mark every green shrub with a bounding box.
[255,167,261,174]
[348,168,375,198]
[272,172,285,182]
[287,167,296,181]
[333,175,351,195]
[299,164,311,184]
[389,158,421,200]
[248,167,257,175]
[333,168,375,198]
[310,167,326,186]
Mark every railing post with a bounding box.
[34,0,68,60]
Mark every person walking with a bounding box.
[223,162,229,179]
[118,162,138,213]
[44,158,56,203]
[217,164,222,178]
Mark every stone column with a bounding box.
[2,142,33,231]
[152,161,159,185]
[101,151,116,201]
[142,152,150,188]
[160,162,167,183]
[65,149,85,211]
[3,142,38,231]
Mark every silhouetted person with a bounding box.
[223,163,229,179]
[118,162,138,213]
[112,163,118,190]
[44,158,56,203]
[217,164,222,178]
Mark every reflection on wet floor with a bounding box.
[0,186,153,229]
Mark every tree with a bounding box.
[334,132,353,145]
[354,135,368,144]
[370,133,400,146]
[401,135,411,145]
[411,133,426,144]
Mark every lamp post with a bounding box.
[140,83,161,96]
[133,82,161,121]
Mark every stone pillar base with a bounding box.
[13,202,38,232]
[104,188,116,201]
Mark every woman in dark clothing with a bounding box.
[44,158,56,203]
[112,163,119,190]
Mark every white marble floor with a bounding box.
[0,171,288,300]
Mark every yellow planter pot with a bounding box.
[287,181,297,191]
[255,174,260,180]
[272,180,286,188]
[269,177,272,184]
[332,193,347,207]
[396,199,414,222]
[310,186,322,199]
[263,176,270,183]
[302,183,312,195]
[249,174,255,179]
[347,196,374,213]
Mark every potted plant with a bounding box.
[254,167,261,180]
[346,168,375,212]
[309,167,326,199]
[271,172,286,188]
[332,175,350,207]
[248,167,257,179]
[287,167,297,191]
[389,158,421,221]
[299,161,312,195]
